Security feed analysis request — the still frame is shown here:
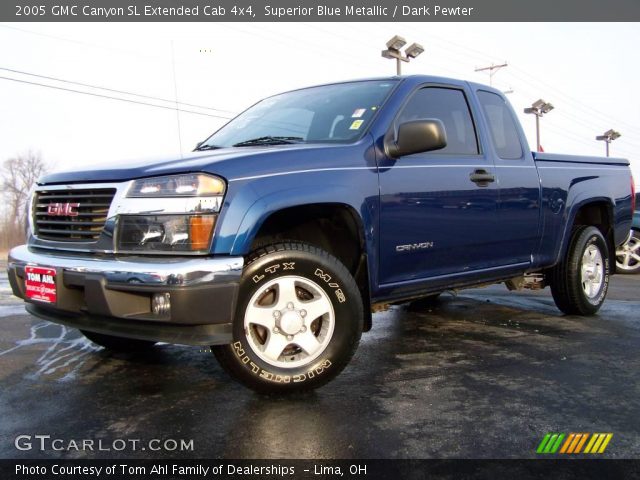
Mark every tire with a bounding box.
[549,225,610,316]
[615,230,640,274]
[80,330,156,352]
[213,242,363,394]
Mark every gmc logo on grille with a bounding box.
[47,202,80,216]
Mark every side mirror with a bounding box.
[195,141,203,149]
[387,119,447,158]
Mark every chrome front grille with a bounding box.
[34,188,116,242]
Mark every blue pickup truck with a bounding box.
[7,76,636,393]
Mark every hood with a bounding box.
[38,143,360,185]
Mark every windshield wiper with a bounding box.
[233,136,304,147]
[194,144,222,151]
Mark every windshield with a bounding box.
[199,80,398,148]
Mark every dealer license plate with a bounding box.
[25,266,57,304]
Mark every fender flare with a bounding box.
[554,195,615,266]
[228,185,371,257]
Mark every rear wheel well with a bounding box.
[570,201,615,268]
[251,204,372,331]
[573,202,612,232]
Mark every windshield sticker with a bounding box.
[352,108,366,118]
[349,120,364,130]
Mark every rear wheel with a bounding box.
[80,330,156,352]
[213,242,363,394]
[549,226,610,315]
[615,230,640,274]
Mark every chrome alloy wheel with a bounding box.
[581,244,604,298]
[243,275,335,369]
[616,233,640,272]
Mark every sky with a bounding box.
[0,22,638,184]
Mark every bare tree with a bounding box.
[1,150,49,249]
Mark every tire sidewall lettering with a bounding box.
[314,268,347,303]
[232,341,334,384]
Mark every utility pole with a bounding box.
[381,35,424,75]
[475,62,508,86]
[596,129,621,157]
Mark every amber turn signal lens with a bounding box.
[189,215,216,251]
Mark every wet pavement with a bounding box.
[1,264,639,459]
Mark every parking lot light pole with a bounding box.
[524,99,554,152]
[381,35,424,75]
[596,129,621,157]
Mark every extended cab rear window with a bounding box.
[477,91,523,160]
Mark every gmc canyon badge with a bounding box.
[396,242,435,253]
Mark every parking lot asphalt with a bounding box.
[1,266,639,460]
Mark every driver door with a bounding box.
[378,85,502,285]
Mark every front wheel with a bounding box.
[213,242,363,394]
[549,226,610,315]
[615,230,640,274]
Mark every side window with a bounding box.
[477,91,523,159]
[397,87,479,155]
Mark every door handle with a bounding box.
[469,169,495,187]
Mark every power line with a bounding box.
[540,117,637,159]
[0,66,237,115]
[217,23,379,74]
[504,70,640,147]
[0,75,233,119]
[508,64,640,134]
[395,24,639,141]
[0,23,162,61]
[510,83,640,145]
[543,120,599,148]
[508,76,640,148]
[406,24,632,132]
[3,23,637,153]
[401,24,503,65]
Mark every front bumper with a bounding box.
[7,245,244,345]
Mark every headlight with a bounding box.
[117,173,224,253]
[117,215,216,253]
[127,173,225,197]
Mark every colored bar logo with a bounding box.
[537,433,613,454]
